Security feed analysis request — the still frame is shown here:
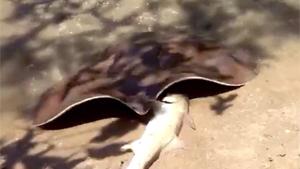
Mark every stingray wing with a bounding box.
[33,36,256,127]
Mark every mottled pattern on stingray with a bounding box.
[33,34,256,126]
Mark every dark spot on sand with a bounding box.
[277,154,286,157]
[268,157,273,162]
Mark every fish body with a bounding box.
[121,94,192,169]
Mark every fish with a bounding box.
[120,94,195,169]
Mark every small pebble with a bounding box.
[277,154,286,157]
[268,157,273,162]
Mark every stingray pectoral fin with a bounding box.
[163,137,184,153]
[184,113,196,130]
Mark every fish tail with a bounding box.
[120,143,132,152]
[121,140,140,153]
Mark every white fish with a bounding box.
[121,94,196,169]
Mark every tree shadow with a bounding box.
[234,0,300,36]
[171,0,300,69]
[0,122,138,169]
[0,129,85,169]
[87,142,128,160]
[90,118,140,143]
[210,93,238,115]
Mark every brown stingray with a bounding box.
[32,34,257,127]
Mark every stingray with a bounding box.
[32,33,257,127]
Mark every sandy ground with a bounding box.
[0,0,299,169]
